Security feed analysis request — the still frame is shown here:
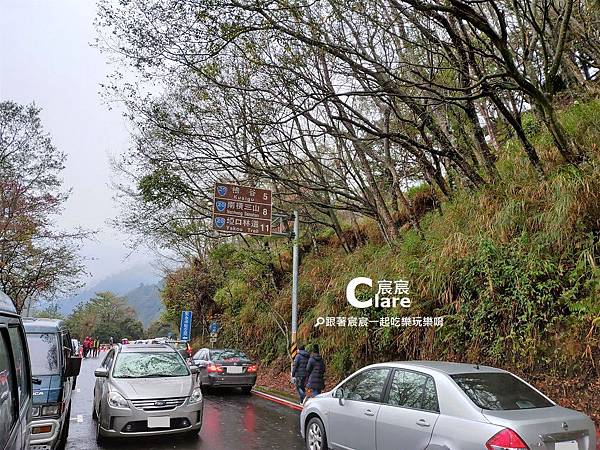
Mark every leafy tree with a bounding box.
[161,259,218,338]
[64,292,144,342]
[0,101,87,313]
[31,303,64,320]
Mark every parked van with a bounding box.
[0,291,32,450]
[23,318,81,450]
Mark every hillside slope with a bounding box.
[189,99,600,424]
[122,283,163,327]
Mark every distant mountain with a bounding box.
[56,264,161,315]
[122,283,164,327]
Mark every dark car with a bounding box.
[23,318,81,450]
[192,348,257,394]
[166,341,192,362]
[0,291,32,450]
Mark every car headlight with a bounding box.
[107,391,129,409]
[41,404,60,416]
[32,406,40,417]
[189,387,203,404]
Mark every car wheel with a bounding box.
[56,402,71,450]
[95,410,106,446]
[306,417,327,450]
[183,428,200,438]
[241,386,252,395]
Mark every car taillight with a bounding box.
[207,363,223,373]
[247,364,257,373]
[486,429,529,450]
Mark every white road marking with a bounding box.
[77,415,83,423]
[76,389,81,393]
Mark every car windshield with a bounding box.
[26,333,60,375]
[112,352,189,378]
[211,349,248,360]
[451,372,553,410]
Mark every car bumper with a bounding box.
[205,373,257,387]
[29,418,61,449]
[98,401,203,438]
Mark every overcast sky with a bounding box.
[0,0,155,285]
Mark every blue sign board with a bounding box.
[180,311,193,341]
[209,321,219,334]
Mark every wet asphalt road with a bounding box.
[66,356,305,450]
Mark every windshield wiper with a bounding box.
[145,373,183,378]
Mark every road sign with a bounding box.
[209,321,219,334]
[180,311,193,341]
[213,183,273,236]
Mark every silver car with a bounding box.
[300,361,597,450]
[92,343,203,445]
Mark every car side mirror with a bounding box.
[334,388,345,405]
[189,365,199,374]
[65,356,82,378]
[94,367,109,378]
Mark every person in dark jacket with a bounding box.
[291,345,310,403]
[305,344,325,396]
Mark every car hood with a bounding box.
[112,376,193,400]
[32,374,62,405]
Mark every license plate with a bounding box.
[147,416,170,428]
[555,441,578,450]
[227,366,243,374]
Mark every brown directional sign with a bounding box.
[213,183,273,236]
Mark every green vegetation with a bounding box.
[123,283,163,327]
[158,100,600,422]
[97,0,600,422]
[64,292,145,342]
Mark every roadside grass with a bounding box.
[207,99,600,424]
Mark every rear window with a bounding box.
[26,333,60,375]
[451,373,553,410]
[211,350,248,361]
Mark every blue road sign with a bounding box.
[209,321,219,334]
[216,200,227,212]
[217,185,228,197]
[180,311,193,341]
[214,217,225,228]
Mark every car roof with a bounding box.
[22,317,65,333]
[0,291,17,315]
[119,343,177,353]
[370,360,507,375]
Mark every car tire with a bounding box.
[306,416,327,450]
[183,428,200,438]
[56,402,71,450]
[95,410,106,446]
[241,386,252,395]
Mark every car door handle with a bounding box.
[416,418,430,427]
[364,409,375,416]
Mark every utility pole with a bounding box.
[291,210,299,346]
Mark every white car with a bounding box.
[300,361,597,450]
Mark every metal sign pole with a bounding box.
[291,210,299,347]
